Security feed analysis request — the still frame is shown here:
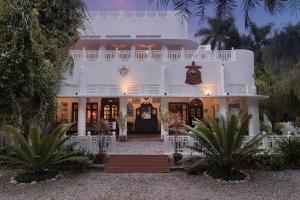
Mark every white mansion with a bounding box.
[56,10,267,139]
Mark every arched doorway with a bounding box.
[188,99,203,125]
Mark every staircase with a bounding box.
[104,155,170,173]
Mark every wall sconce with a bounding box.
[205,90,211,96]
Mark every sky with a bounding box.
[85,0,299,40]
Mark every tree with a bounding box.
[0,0,86,129]
[194,17,241,50]
[150,0,299,28]
[248,23,273,63]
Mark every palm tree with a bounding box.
[150,0,299,28]
[0,123,87,175]
[248,22,273,63]
[186,113,264,176]
[194,17,241,50]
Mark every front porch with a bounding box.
[56,96,260,138]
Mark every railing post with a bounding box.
[163,46,168,61]
[148,47,152,61]
[111,135,116,154]
[82,47,87,61]
[98,47,104,61]
[116,48,119,61]
[130,45,136,61]
[181,47,184,61]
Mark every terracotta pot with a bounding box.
[119,135,127,142]
[95,153,105,164]
[184,165,198,175]
[173,153,183,165]
[72,163,86,173]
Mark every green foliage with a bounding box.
[253,153,286,171]
[0,0,87,127]
[0,123,88,174]
[278,138,300,167]
[150,0,299,28]
[293,117,300,128]
[187,113,264,171]
[194,17,241,50]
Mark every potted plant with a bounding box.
[169,113,184,165]
[95,136,108,164]
[116,111,127,142]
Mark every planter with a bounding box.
[184,165,198,175]
[72,162,86,173]
[173,153,183,165]
[95,153,106,164]
[119,135,127,142]
[203,168,250,183]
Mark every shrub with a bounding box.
[253,153,286,171]
[187,113,264,180]
[292,117,300,129]
[0,123,88,182]
[277,138,300,167]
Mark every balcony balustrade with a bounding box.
[70,49,236,62]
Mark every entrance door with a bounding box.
[101,98,119,121]
[188,99,203,125]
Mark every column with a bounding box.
[218,98,228,117]
[247,98,260,136]
[119,97,128,141]
[78,97,86,136]
[160,97,169,139]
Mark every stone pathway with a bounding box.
[115,140,164,155]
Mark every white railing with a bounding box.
[66,135,117,154]
[70,49,236,62]
[88,11,169,19]
[164,135,300,154]
[225,84,249,95]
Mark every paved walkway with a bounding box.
[115,140,164,155]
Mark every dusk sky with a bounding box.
[85,0,299,40]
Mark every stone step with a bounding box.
[104,155,170,173]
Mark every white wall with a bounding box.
[82,11,188,39]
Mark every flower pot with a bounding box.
[95,153,105,164]
[119,135,127,142]
[173,153,183,165]
[184,165,198,175]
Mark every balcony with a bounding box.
[70,49,236,62]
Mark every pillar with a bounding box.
[218,98,228,117]
[160,97,169,139]
[119,97,128,140]
[247,98,260,136]
[78,97,86,136]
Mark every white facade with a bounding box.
[57,11,266,138]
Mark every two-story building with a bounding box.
[56,10,267,139]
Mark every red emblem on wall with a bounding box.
[185,61,202,85]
